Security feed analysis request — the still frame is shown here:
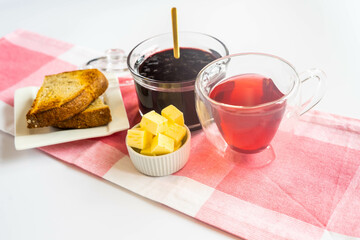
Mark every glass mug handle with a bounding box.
[298,68,327,116]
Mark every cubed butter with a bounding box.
[140,110,168,135]
[140,146,155,156]
[163,122,186,145]
[127,128,153,150]
[174,141,183,151]
[161,105,184,126]
[151,133,174,155]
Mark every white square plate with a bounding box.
[14,77,130,150]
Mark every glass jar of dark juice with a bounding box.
[127,32,229,130]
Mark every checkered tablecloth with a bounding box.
[1,30,360,240]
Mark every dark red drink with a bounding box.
[209,74,286,153]
[135,47,220,130]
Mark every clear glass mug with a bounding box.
[195,53,326,167]
[127,32,229,130]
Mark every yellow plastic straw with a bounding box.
[171,7,180,59]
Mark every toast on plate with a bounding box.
[53,98,112,129]
[26,69,108,128]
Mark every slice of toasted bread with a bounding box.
[53,98,112,129]
[26,69,108,128]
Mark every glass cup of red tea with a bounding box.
[127,32,229,130]
[195,53,326,167]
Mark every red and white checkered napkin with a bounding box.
[1,30,360,240]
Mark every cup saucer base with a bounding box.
[224,145,275,169]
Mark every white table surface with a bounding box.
[1,0,359,239]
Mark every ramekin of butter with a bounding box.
[126,105,191,176]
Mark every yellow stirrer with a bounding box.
[171,7,180,59]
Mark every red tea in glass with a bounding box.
[195,53,326,167]
[209,73,286,153]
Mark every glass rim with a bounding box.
[195,52,300,110]
[127,31,229,86]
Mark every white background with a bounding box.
[1,0,359,239]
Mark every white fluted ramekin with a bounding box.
[126,124,191,177]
